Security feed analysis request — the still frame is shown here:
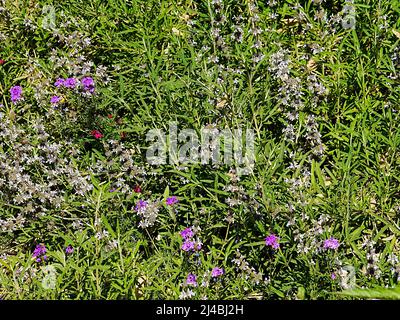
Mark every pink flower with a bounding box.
[90,130,103,139]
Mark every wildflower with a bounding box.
[180,227,193,239]
[90,130,103,139]
[33,244,47,263]
[331,273,336,280]
[107,114,113,119]
[186,273,197,286]
[181,240,195,252]
[50,95,61,105]
[54,78,65,87]
[81,76,95,93]
[166,196,179,206]
[133,185,142,193]
[323,237,340,250]
[64,78,77,88]
[10,86,23,103]
[65,245,74,255]
[179,289,195,300]
[211,267,224,278]
[0,59,5,65]
[135,199,148,212]
[137,200,159,228]
[265,234,280,249]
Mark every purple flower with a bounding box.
[50,95,61,104]
[33,244,47,262]
[33,244,47,258]
[323,237,340,250]
[64,78,77,88]
[180,227,193,240]
[186,273,197,286]
[54,78,65,87]
[211,267,224,278]
[265,234,280,249]
[10,86,22,103]
[135,200,148,212]
[81,77,95,93]
[65,245,74,255]
[331,273,336,280]
[181,240,195,252]
[166,196,179,206]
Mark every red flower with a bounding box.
[107,114,113,119]
[0,59,5,65]
[90,130,103,139]
[133,185,142,193]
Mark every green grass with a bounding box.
[0,0,400,299]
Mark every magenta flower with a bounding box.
[10,86,22,103]
[90,129,103,139]
[166,196,179,206]
[186,273,197,286]
[331,273,336,280]
[211,267,224,278]
[50,95,61,104]
[54,78,65,87]
[65,245,74,255]
[180,227,193,240]
[81,76,95,93]
[323,237,340,250]
[265,234,280,249]
[64,78,77,88]
[181,240,195,252]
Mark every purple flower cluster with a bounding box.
[265,234,280,249]
[50,95,61,105]
[211,267,224,278]
[186,273,197,286]
[81,77,95,93]
[10,86,23,103]
[180,227,202,252]
[323,237,340,250]
[135,199,148,212]
[54,76,95,93]
[166,196,179,206]
[33,244,47,263]
[180,227,194,239]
